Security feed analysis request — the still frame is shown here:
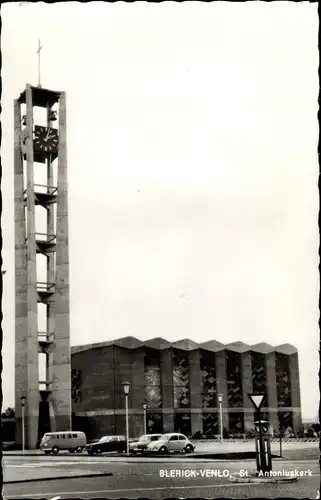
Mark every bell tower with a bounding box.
[14,83,71,449]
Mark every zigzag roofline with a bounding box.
[71,336,297,356]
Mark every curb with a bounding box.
[1,453,264,461]
[4,453,43,456]
[2,438,318,453]
[4,471,113,484]
[229,473,298,484]
[194,439,319,443]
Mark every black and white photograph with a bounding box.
[0,2,319,499]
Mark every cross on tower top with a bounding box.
[36,39,43,88]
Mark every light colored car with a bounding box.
[129,434,162,454]
[40,431,86,455]
[146,433,194,454]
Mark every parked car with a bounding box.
[85,435,127,455]
[146,433,194,454]
[129,434,162,454]
[40,431,86,455]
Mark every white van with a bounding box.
[40,431,87,455]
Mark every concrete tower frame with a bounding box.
[14,84,71,449]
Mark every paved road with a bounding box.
[3,456,320,499]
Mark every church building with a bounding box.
[70,336,301,440]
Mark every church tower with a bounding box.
[14,82,71,448]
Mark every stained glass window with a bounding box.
[147,413,163,434]
[202,413,218,436]
[144,349,162,409]
[200,350,217,408]
[173,349,190,408]
[226,351,243,408]
[275,353,292,408]
[278,411,293,433]
[229,412,244,434]
[251,352,268,407]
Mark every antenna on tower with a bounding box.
[36,39,43,88]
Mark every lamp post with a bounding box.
[122,382,131,456]
[218,394,223,442]
[20,396,26,454]
[279,425,283,458]
[143,403,147,435]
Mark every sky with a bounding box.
[1,2,319,420]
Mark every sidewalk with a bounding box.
[2,437,318,451]
[3,439,319,456]
[3,450,43,456]
[2,451,255,463]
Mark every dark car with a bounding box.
[85,435,127,455]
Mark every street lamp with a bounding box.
[143,403,147,435]
[20,396,27,454]
[122,382,131,456]
[218,394,223,442]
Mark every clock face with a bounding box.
[34,126,59,153]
